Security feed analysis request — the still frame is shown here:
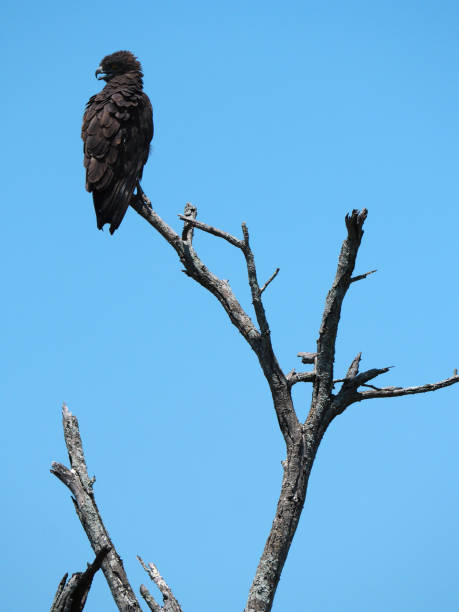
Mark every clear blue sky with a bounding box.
[2,1,458,610]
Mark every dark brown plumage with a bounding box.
[82,51,153,234]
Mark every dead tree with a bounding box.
[51,200,458,612]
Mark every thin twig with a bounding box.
[260,268,280,294]
[360,383,383,391]
[357,374,459,400]
[361,383,402,391]
[350,269,377,283]
[178,214,243,248]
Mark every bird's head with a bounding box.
[95,50,142,81]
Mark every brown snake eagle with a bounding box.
[82,51,153,234]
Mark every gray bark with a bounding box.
[50,548,109,612]
[52,198,459,612]
[51,406,143,612]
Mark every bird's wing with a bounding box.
[82,93,123,193]
[82,81,153,233]
[82,85,151,194]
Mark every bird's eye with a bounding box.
[111,63,119,71]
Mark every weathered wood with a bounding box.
[129,200,458,612]
[138,556,183,612]
[50,548,109,612]
[51,406,142,612]
[52,199,459,612]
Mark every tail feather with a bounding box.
[93,177,137,234]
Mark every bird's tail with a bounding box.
[93,177,137,234]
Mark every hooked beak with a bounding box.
[95,66,105,80]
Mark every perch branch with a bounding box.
[132,196,304,612]
[132,195,261,350]
[130,191,183,249]
[136,196,299,445]
[128,198,458,612]
[51,405,142,612]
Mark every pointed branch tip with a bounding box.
[260,268,280,294]
[351,269,377,283]
[297,352,317,364]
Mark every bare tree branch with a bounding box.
[351,366,393,386]
[51,405,142,612]
[356,374,459,401]
[131,191,183,250]
[180,203,197,243]
[245,211,370,612]
[241,222,270,335]
[138,556,183,612]
[51,573,69,611]
[333,365,393,412]
[346,352,362,378]
[297,352,317,365]
[178,213,243,248]
[51,548,109,612]
[260,267,280,294]
[360,383,401,391]
[129,200,459,612]
[350,269,377,283]
[133,198,299,447]
[312,209,368,409]
[132,197,260,349]
[287,371,316,387]
[140,585,162,612]
[238,221,300,446]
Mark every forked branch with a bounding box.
[357,373,459,400]
[51,405,182,612]
[51,405,142,612]
[52,200,458,612]
[50,547,109,612]
[133,195,298,446]
[138,556,183,612]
